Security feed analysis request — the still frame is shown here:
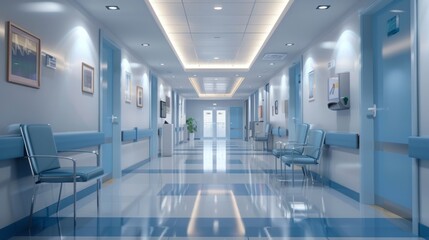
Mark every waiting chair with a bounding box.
[254,123,271,150]
[272,123,310,174]
[20,124,104,225]
[280,129,325,185]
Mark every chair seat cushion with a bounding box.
[272,149,301,158]
[39,166,104,182]
[281,155,318,166]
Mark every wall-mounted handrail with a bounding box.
[324,132,359,149]
[409,136,429,160]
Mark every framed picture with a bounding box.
[125,72,132,103]
[7,22,41,88]
[308,70,315,102]
[274,100,278,115]
[258,105,263,120]
[82,63,94,94]
[160,100,166,118]
[136,86,143,108]
[166,95,171,113]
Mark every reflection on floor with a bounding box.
[12,140,421,239]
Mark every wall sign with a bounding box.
[387,15,400,37]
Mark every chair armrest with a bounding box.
[58,150,100,166]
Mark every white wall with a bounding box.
[268,69,290,143]
[120,53,151,170]
[417,0,429,228]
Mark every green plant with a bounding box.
[186,118,197,133]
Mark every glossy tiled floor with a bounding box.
[12,140,421,239]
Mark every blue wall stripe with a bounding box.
[0,131,105,161]
[311,171,360,202]
[324,132,359,149]
[409,137,429,160]
[0,136,24,160]
[54,132,105,151]
[121,128,137,142]
[419,223,429,239]
[121,158,151,176]
[137,129,153,140]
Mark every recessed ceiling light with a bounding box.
[213,103,217,106]
[285,43,294,46]
[141,43,150,47]
[214,5,223,10]
[316,5,330,10]
[160,63,165,66]
[106,5,119,10]
[269,63,275,66]
[258,75,262,78]
[214,57,220,60]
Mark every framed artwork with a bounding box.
[125,72,132,103]
[82,63,94,94]
[7,22,41,88]
[308,70,315,102]
[166,95,171,113]
[274,100,278,115]
[160,100,166,118]
[258,105,263,120]
[136,86,143,108]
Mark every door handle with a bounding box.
[367,104,377,118]
[111,115,119,124]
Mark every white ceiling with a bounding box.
[75,0,373,99]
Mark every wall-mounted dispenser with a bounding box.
[327,72,350,110]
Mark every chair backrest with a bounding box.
[265,123,271,136]
[293,123,310,153]
[303,129,325,161]
[20,124,60,175]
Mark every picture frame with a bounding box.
[160,100,166,118]
[165,95,171,113]
[7,22,41,88]
[136,86,143,108]
[308,70,315,102]
[125,72,132,103]
[82,63,94,94]
[258,105,263,120]
[274,100,279,115]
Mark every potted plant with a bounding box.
[186,117,197,141]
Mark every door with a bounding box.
[100,38,121,179]
[289,62,302,139]
[203,110,213,138]
[216,110,226,138]
[372,0,412,218]
[230,107,243,139]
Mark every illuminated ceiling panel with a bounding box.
[145,0,292,71]
[189,77,245,98]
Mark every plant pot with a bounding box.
[189,132,195,141]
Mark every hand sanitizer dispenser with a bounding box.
[328,72,350,110]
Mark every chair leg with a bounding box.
[73,179,76,225]
[57,183,63,215]
[292,163,295,187]
[97,179,100,213]
[275,157,278,174]
[29,183,38,229]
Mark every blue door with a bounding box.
[101,38,121,179]
[230,107,243,139]
[372,0,412,218]
[288,62,302,139]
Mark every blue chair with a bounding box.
[280,129,325,185]
[20,124,104,225]
[272,123,310,174]
[254,123,271,150]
